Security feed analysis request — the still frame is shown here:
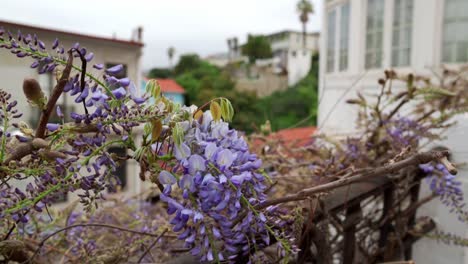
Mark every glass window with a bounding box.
[339,3,350,71]
[107,147,127,192]
[365,0,385,69]
[442,0,468,63]
[327,10,337,72]
[392,0,413,66]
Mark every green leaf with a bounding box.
[145,79,161,99]
[172,123,184,147]
[220,98,234,122]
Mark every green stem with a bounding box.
[0,104,8,163]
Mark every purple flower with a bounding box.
[56,105,63,118]
[174,143,191,160]
[159,171,176,185]
[52,38,59,49]
[188,155,206,174]
[85,52,94,62]
[119,78,130,87]
[111,87,126,99]
[106,64,124,75]
[46,123,60,132]
[93,63,104,70]
[216,149,235,168]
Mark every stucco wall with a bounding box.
[319,0,468,263]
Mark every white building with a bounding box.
[319,0,468,263]
[206,30,320,88]
[0,20,148,202]
[266,30,320,85]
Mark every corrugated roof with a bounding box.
[0,20,144,47]
[154,79,186,94]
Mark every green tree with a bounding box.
[258,53,319,131]
[241,34,273,63]
[174,54,203,75]
[147,68,172,78]
[296,0,314,48]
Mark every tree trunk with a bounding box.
[302,22,307,49]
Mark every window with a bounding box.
[442,0,468,63]
[365,0,385,69]
[107,147,127,191]
[339,3,350,71]
[327,10,337,72]
[392,0,413,66]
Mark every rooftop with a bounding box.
[269,126,316,146]
[154,79,186,94]
[0,19,144,47]
[266,29,320,38]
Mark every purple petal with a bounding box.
[93,63,104,70]
[111,87,127,99]
[85,52,94,62]
[119,77,130,87]
[188,154,206,174]
[46,123,60,132]
[106,64,124,74]
[159,170,176,185]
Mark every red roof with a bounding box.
[154,79,186,94]
[270,126,316,146]
[0,20,144,47]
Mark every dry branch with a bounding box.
[257,150,451,209]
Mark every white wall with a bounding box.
[319,0,468,263]
[287,49,313,86]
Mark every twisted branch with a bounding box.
[257,150,452,209]
[35,50,73,139]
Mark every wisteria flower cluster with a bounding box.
[0,28,295,263]
[420,162,467,221]
[155,110,295,261]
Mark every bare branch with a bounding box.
[256,150,451,209]
[26,223,168,263]
[35,51,73,139]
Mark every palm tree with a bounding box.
[167,46,175,69]
[296,0,314,49]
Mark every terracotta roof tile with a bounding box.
[154,79,186,94]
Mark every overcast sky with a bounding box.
[1,0,323,70]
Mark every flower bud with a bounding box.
[23,78,46,109]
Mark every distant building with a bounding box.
[141,78,186,106]
[0,20,145,201]
[266,30,320,86]
[318,1,468,263]
[204,52,247,68]
[207,30,320,97]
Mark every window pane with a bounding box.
[107,147,127,192]
[443,0,468,63]
[365,0,385,69]
[327,10,337,72]
[392,0,413,67]
[339,2,350,71]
